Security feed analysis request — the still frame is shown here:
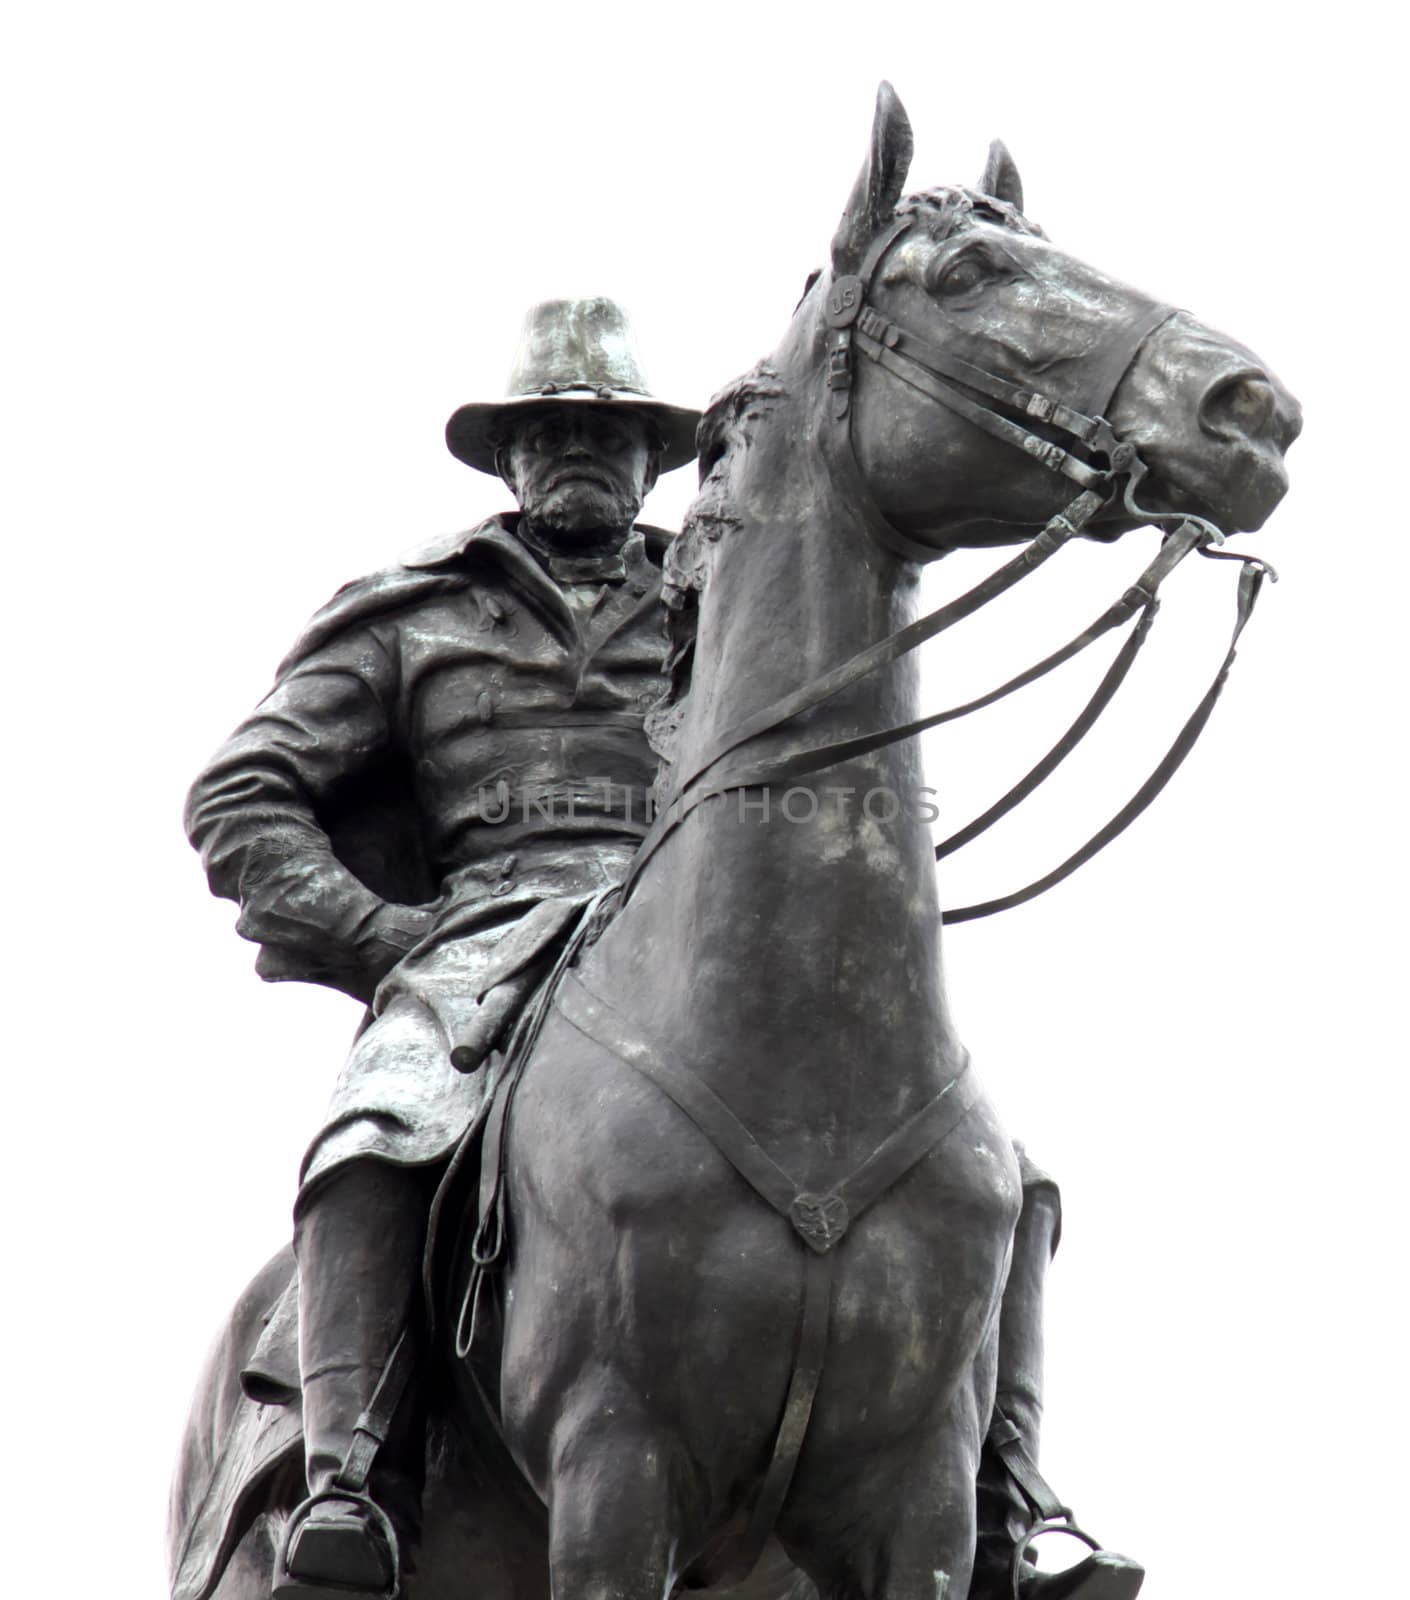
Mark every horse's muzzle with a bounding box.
[1112,315,1302,534]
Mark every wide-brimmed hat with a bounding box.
[446,297,701,476]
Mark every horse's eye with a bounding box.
[935,254,991,296]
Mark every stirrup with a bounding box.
[1011,1517,1144,1600]
[273,1487,401,1600]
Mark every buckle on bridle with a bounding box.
[827,342,853,390]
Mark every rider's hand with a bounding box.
[236,851,439,1001]
[351,899,440,989]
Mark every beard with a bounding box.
[520,475,642,540]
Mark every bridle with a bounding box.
[818,210,1179,563]
[620,207,1275,915]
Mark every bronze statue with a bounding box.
[179,297,700,1598]
[169,85,1299,1600]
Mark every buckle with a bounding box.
[827,341,853,391]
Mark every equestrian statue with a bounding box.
[168,84,1300,1600]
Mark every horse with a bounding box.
[169,83,1299,1600]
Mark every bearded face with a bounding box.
[499,406,659,542]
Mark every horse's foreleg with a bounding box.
[781,1374,989,1600]
[545,1400,694,1600]
[792,1370,991,1600]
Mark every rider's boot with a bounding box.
[970,1147,1144,1600]
[274,1159,427,1600]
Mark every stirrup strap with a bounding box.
[987,1409,1067,1525]
[333,1327,415,1496]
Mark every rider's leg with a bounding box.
[971,1146,1144,1600]
[276,1157,429,1597]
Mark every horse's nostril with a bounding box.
[1201,373,1277,441]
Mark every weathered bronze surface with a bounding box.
[168,86,1298,1600]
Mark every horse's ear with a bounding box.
[978,139,1023,211]
[831,82,914,274]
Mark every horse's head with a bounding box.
[807,84,1301,553]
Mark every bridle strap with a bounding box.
[662,225,1176,811]
[821,218,1176,554]
[670,488,1103,799]
[614,217,1270,918]
[619,489,1104,903]
[854,303,1173,448]
[630,519,1204,876]
[941,554,1269,923]
[934,604,1158,860]
[854,326,1109,491]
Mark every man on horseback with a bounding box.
[185,296,1139,1600]
[186,298,700,1597]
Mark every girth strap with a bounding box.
[555,970,983,1579]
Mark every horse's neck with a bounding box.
[606,347,963,1176]
[684,423,911,759]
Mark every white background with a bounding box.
[3,4,1403,1595]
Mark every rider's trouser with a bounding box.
[293,1160,430,1519]
[975,1148,1061,1582]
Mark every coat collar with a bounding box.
[401,512,672,574]
[401,513,664,643]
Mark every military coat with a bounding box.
[186,514,671,1196]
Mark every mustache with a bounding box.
[546,467,615,491]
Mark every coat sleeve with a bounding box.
[185,619,430,999]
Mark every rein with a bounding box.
[620,217,1274,912]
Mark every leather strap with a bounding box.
[705,519,1203,802]
[455,888,616,1362]
[616,234,1211,915]
[620,506,1210,907]
[621,492,1104,904]
[670,490,1102,803]
[986,1409,1067,1525]
[942,555,1268,923]
[557,976,799,1217]
[334,1327,415,1496]
[935,600,1158,859]
[734,1248,835,1571]
[856,329,1107,491]
[853,299,1177,457]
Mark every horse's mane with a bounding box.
[644,185,1044,780]
[644,361,786,779]
[895,184,1044,241]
